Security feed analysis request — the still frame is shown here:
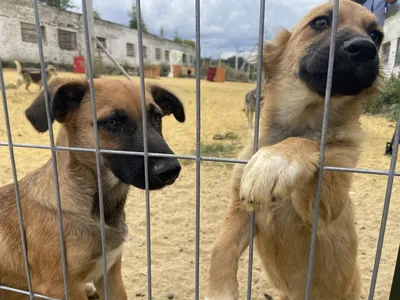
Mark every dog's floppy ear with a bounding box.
[149,85,185,123]
[25,77,88,132]
[263,29,291,83]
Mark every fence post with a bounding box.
[85,0,96,78]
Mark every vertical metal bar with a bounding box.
[86,0,96,77]
[246,0,265,299]
[194,0,201,299]
[368,111,400,299]
[0,57,34,300]
[305,0,339,299]
[135,1,152,299]
[32,1,69,298]
[81,1,109,299]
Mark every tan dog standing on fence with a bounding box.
[206,1,383,299]
[0,77,185,299]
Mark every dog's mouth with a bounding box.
[299,36,380,97]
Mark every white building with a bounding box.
[0,0,195,68]
[382,11,400,76]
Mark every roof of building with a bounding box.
[10,0,194,49]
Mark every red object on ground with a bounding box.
[207,67,217,81]
[73,56,85,74]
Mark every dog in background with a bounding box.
[206,1,382,299]
[244,88,264,129]
[14,60,58,95]
[0,77,185,299]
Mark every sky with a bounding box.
[70,0,327,58]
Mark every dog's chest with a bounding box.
[85,245,123,282]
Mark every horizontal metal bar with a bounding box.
[1,141,399,176]
[0,141,247,163]
[322,166,394,176]
[0,286,53,300]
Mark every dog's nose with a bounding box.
[153,159,181,184]
[344,38,377,63]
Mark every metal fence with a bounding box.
[0,0,399,299]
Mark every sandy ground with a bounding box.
[0,69,399,299]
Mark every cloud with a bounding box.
[70,0,326,57]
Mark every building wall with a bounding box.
[383,12,400,76]
[0,0,195,68]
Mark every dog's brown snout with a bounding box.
[153,159,181,184]
[344,37,377,63]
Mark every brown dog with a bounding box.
[14,60,58,95]
[0,77,185,299]
[244,88,264,130]
[206,1,382,299]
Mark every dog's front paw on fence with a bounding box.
[240,145,316,210]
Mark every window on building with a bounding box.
[395,38,400,67]
[190,55,193,64]
[143,46,148,59]
[58,29,77,50]
[382,42,391,65]
[155,48,161,60]
[165,50,170,61]
[127,43,135,57]
[96,37,106,50]
[20,22,46,43]
[182,54,187,64]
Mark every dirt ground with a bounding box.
[0,69,399,299]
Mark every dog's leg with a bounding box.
[93,255,127,300]
[240,136,359,227]
[25,82,32,93]
[240,137,361,298]
[205,200,251,300]
[15,76,23,96]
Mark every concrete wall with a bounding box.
[383,12,400,76]
[0,0,195,68]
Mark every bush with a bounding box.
[160,63,169,77]
[365,75,400,118]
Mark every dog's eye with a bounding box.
[369,31,382,44]
[103,118,119,129]
[310,16,330,30]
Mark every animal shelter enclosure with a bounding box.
[0,0,400,299]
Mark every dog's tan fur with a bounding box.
[14,60,58,95]
[0,77,183,299]
[206,1,382,299]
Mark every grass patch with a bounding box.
[213,132,239,141]
[198,143,237,157]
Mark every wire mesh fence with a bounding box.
[0,0,399,299]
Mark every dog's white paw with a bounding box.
[240,147,307,209]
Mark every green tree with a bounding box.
[159,26,165,38]
[183,39,195,47]
[93,10,101,19]
[38,0,76,10]
[173,29,182,43]
[128,2,148,33]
